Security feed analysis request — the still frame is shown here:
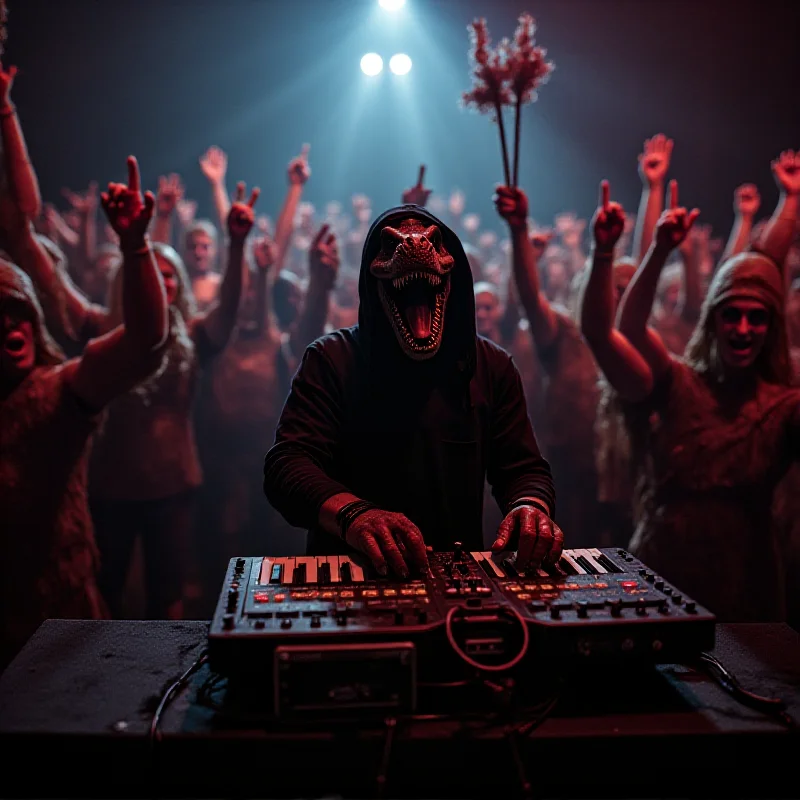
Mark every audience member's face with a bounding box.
[713,299,769,371]
[156,254,179,306]
[1,306,35,385]
[185,230,216,275]
[660,281,680,316]
[475,290,501,338]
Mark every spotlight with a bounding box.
[360,53,384,76]
[379,0,406,10]
[389,53,412,75]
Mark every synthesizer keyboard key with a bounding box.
[270,560,283,584]
[575,549,607,574]
[570,551,599,574]
[280,557,297,585]
[328,556,341,583]
[316,556,331,585]
[295,556,317,584]
[478,552,507,579]
[559,551,586,575]
[258,558,275,585]
[589,548,623,573]
[340,558,353,584]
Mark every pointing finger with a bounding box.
[126,156,140,193]
[600,179,610,211]
[669,179,678,210]
[417,164,426,187]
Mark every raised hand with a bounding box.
[591,180,626,255]
[100,156,155,251]
[199,146,228,185]
[772,149,800,196]
[155,173,184,217]
[462,213,481,234]
[491,504,564,570]
[252,233,277,272]
[0,61,16,106]
[638,133,674,186]
[227,181,259,241]
[308,223,339,288]
[288,143,311,186]
[530,228,554,257]
[654,180,700,251]
[734,183,761,217]
[346,508,428,578]
[176,198,197,228]
[62,182,99,215]
[494,185,529,229]
[401,164,432,206]
[449,189,465,217]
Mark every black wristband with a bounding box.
[335,500,377,540]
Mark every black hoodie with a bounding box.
[263,205,554,553]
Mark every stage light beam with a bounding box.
[360,53,384,76]
[379,0,406,10]
[389,53,412,76]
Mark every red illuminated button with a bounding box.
[621,581,638,589]
[254,593,270,603]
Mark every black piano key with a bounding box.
[593,552,623,573]
[501,557,524,579]
[340,560,353,584]
[574,555,599,575]
[556,557,577,576]
[318,561,331,585]
[543,561,567,579]
[294,562,307,584]
[269,563,282,584]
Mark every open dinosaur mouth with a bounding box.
[379,270,449,356]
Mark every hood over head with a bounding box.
[357,204,476,382]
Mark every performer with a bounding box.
[264,205,561,577]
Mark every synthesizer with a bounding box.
[210,546,715,700]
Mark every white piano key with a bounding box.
[349,557,365,582]
[295,556,317,584]
[573,548,607,574]
[586,548,609,574]
[328,555,341,583]
[280,557,296,585]
[479,552,506,579]
[560,551,586,574]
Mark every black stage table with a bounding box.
[0,620,797,799]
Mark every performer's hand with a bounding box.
[654,180,700,251]
[100,156,155,251]
[638,133,673,187]
[62,182,99,216]
[591,180,625,255]
[402,165,432,207]
[227,181,259,242]
[309,223,339,288]
[734,183,760,218]
[772,149,800,196]
[491,504,564,571]
[288,143,311,186]
[494,185,529,230]
[346,509,429,578]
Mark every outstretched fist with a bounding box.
[772,150,800,196]
[638,134,673,186]
[308,223,339,288]
[227,181,260,241]
[654,180,700,251]
[591,180,626,255]
[100,156,155,251]
[494,185,529,229]
[402,164,432,207]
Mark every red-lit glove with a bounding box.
[492,504,564,570]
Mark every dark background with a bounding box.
[7,0,800,235]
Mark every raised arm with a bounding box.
[752,150,800,276]
[579,180,655,401]
[631,134,673,265]
[61,182,99,272]
[494,185,559,349]
[0,61,40,217]
[68,156,168,409]
[618,180,699,381]
[718,184,761,268]
[288,223,338,358]
[192,181,258,351]
[676,222,703,324]
[151,173,183,246]
[401,164,432,207]
[249,227,278,336]
[198,146,231,233]
[274,144,311,269]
